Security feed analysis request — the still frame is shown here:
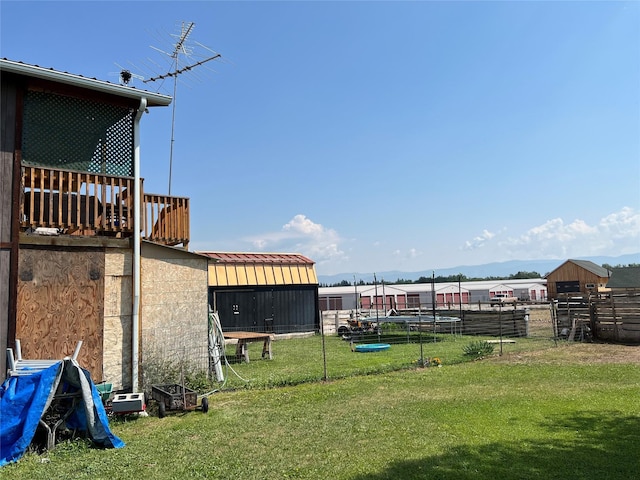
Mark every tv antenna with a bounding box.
[137,21,222,195]
[111,64,146,85]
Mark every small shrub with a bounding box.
[142,348,214,394]
[379,322,400,331]
[463,340,494,358]
[185,370,215,393]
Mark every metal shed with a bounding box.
[199,252,320,334]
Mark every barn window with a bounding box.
[556,281,580,294]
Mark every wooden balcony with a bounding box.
[142,194,190,248]
[20,166,190,248]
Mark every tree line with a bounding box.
[322,271,542,288]
[321,263,639,288]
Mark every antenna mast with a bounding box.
[143,21,221,195]
[165,21,192,196]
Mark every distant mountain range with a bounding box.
[317,253,640,285]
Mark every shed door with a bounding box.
[385,295,395,310]
[556,281,580,294]
[214,289,258,331]
[16,247,104,381]
[396,295,406,309]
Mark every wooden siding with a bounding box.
[16,246,105,381]
[1,78,18,381]
[0,249,10,381]
[546,261,609,299]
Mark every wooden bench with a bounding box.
[223,332,273,363]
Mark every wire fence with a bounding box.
[138,303,561,395]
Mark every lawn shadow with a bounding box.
[351,412,640,480]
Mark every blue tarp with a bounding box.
[0,359,124,466]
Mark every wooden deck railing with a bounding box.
[143,193,190,248]
[20,166,189,247]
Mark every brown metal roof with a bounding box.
[198,251,315,265]
[197,251,318,287]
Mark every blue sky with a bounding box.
[2,1,639,276]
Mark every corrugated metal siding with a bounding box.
[201,251,318,287]
[213,285,318,334]
[264,265,276,284]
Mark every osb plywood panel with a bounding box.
[104,273,132,317]
[142,258,206,288]
[105,249,132,276]
[17,247,104,381]
[103,272,132,390]
[141,257,208,375]
[103,311,132,390]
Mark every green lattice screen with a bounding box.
[22,91,134,176]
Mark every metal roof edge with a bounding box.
[0,58,172,107]
[142,240,211,259]
[567,259,611,278]
[197,251,316,264]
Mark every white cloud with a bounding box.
[463,229,496,250]
[282,214,324,236]
[239,208,639,276]
[598,207,640,238]
[393,248,421,260]
[461,207,639,260]
[501,207,639,258]
[245,214,346,265]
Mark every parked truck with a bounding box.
[490,293,518,305]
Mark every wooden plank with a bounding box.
[568,318,577,341]
[619,324,640,332]
[16,247,105,381]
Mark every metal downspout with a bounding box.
[132,98,147,392]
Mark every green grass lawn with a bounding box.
[204,332,556,390]
[5,342,639,480]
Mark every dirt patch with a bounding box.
[492,342,640,365]
[527,306,553,323]
[514,306,639,364]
